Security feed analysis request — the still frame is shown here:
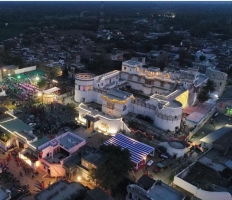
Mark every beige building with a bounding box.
[205,67,227,97]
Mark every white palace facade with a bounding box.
[74,59,213,135]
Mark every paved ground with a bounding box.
[0,152,57,200]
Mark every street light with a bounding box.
[35,76,40,81]
[77,176,82,181]
[37,92,43,103]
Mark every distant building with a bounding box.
[192,61,216,74]
[205,67,227,97]
[0,65,19,81]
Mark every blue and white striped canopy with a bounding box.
[104,133,155,164]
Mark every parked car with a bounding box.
[14,110,23,115]
[28,123,36,127]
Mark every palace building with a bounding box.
[74,59,222,135]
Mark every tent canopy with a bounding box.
[104,133,154,164]
[43,87,60,94]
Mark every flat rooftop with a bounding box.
[82,151,107,167]
[34,180,85,200]
[79,103,119,120]
[123,60,141,67]
[148,182,185,200]
[183,101,216,116]
[0,118,35,141]
[194,74,208,87]
[105,88,132,101]
[58,132,84,150]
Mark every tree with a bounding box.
[199,55,206,61]
[203,79,216,93]
[89,144,133,193]
[37,78,47,90]
[197,89,210,103]
[197,79,216,103]
[156,51,168,72]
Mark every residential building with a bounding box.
[0,110,37,150]
[200,124,232,150]
[174,146,232,200]
[126,175,185,200]
[205,67,227,97]
[33,132,86,177]
[34,180,87,200]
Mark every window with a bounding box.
[107,102,114,109]
[124,66,126,70]
[88,85,91,91]
[78,85,81,90]
[123,105,126,111]
[83,86,86,91]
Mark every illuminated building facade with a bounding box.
[75,59,213,133]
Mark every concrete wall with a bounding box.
[78,107,123,136]
[14,66,36,74]
[39,159,65,177]
[0,140,7,151]
[159,142,186,158]
[94,116,123,136]
[174,175,232,200]
[154,106,182,131]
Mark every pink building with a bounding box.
[37,132,86,177]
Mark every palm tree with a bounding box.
[203,79,216,93]
[197,89,210,103]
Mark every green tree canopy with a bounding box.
[89,144,133,193]
[197,89,210,103]
[37,78,47,90]
[203,79,216,93]
[199,55,206,61]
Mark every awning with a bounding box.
[83,115,100,122]
[157,163,164,168]
[43,87,60,94]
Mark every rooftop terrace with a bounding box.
[58,132,84,150]
[148,181,186,200]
